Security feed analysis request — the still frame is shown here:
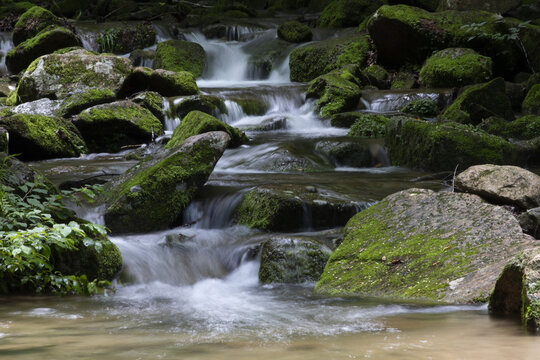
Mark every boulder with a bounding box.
[12,6,62,46]
[315,140,373,167]
[12,49,132,104]
[318,0,383,28]
[385,118,520,171]
[166,110,247,149]
[480,115,540,140]
[441,78,514,125]
[523,84,540,115]
[6,26,81,74]
[174,95,227,118]
[390,72,417,90]
[130,91,165,121]
[235,184,366,231]
[519,207,540,239]
[59,89,117,117]
[104,131,230,234]
[259,237,332,284]
[315,188,535,302]
[277,21,312,43]
[0,113,86,160]
[9,98,62,117]
[455,164,540,209]
[73,100,164,153]
[118,67,199,98]
[400,98,439,117]
[489,247,540,331]
[437,0,521,14]
[419,48,492,88]
[0,127,7,153]
[96,24,156,54]
[330,112,364,128]
[362,65,389,89]
[306,70,361,117]
[154,40,206,78]
[347,113,389,137]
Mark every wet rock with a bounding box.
[277,21,312,43]
[259,237,332,284]
[130,91,165,121]
[316,140,373,168]
[317,0,383,28]
[104,131,231,234]
[174,95,226,118]
[59,89,117,117]
[455,164,540,209]
[96,24,156,54]
[523,84,540,115]
[441,78,514,125]
[235,184,366,232]
[237,116,287,131]
[489,247,540,331]
[519,207,540,239]
[154,40,206,78]
[73,100,163,153]
[306,70,361,117]
[12,6,63,46]
[316,188,535,302]
[0,113,86,160]
[166,110,247,149]
[118,67,199,98]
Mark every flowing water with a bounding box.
[2,20,539,359]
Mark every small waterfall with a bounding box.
[268,55,291,83]
[226,25,261,41]
[0,32,13,75]
[163,98,180,132]
[183,187,246,229]
[219,100,247,124]
[75,27,99,52]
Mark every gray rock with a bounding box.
[519,207,540,238]
[11,98,62,117]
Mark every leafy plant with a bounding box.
[401,98,439,117]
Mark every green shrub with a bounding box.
[401,98,439,117]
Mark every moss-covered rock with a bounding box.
[154,40,206,78]
[489,247,540,331]
[12,49,132,104]
[401,98,439,117]
[130,91,165,121]
[174,95,227,118]
[12,6,63,46]
[306,70,362,117]
[6,26,81,74]
[259,237,332,284]
[118,67,199,98]
[315,140,373,167]
[235,184,365,232]
[390,72,417,90]
[437,0,521,13]
[441,78,514,125]
[277,21,312,43]
[315,188,535,302]
[385,117,520,171]
[59,89,117,117]
[318,0,383,28]
[0,113,86,160]
[523,84,540,115]
[289,33,371,82]
[330,111,363,128]
[347,113,389,137]
[166,110,247,148]
[97,24,156,54]
[361,64,389,89]
[480,115,540,140]
[0,127,8,153]
[104,131,231,234]
[73,100,164,153]
[419,48,492,88]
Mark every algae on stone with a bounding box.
[154,40,206,78]
[306,70,362,117]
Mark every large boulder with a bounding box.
[306,70,362,117]
[315,188,535,302]
[441,78,514,125]
[166,110,247,149]
[104,131,230,234]
[96,24,156,54]
[0,113,86,160]
[73,100,164,153]
[317,0,383,28]
[6,26,81,74]
[12,6,62,46]
[59,89,117,117]
[11,49,132,104]
[385,118,520,171]
[234,184,366,232]
[455,164,540,209]
[523,84,540,115]
[419,48,492,88]
[489,247,540,331]
[117,67,199,98]
[154,40,206,78]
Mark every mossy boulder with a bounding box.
[289,33,371,82]
[385,117,520,171]
[315,188,535,302]
[523,84,540,115]
[12,49,132,104]
[97,24,156,54]
[235,184,366,232]
[441,78,514,125]
[390,72,417,90]
[315,140,373,167]
[12,6,63,46]
[419,48,492,88]
[118,67,199,98]
[306,70,362,117]
[347,113,389,137]
[104,131,231,234]
[154,40,206,78]
[400,98,439,117]
[6,26,81,74]
[277,21,312,43]
[318,0,383,28]
[489,247,540,331]
[259,237,332,284]
[166,110,247,149]
[73,100,164,153]
[330,111,363,128]
[174,95,227,118]
[59,89,117,117]
[130,91,165,121]
[0,113,86,160]
[480,115,540,140]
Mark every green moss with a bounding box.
[232,98,269,116]
[97,24,156,54]
[131,91,164,120]
[175,95,227,118]
[60,89,116,117]
[166,110,247,148]
[362,64,389,89]
[154,40,206,78]
[481,115,540,140]
[118,68,200,98]
[523,84,540,115]
[401,98,439,117]
[318,0,383,28]
[391,72,417,89]
[12,6,62,46]
[277,21,312,43]
[347,113,389,137]
[306,70,362,117]
[524,298,540,329]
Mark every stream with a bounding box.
[1,20,539,359]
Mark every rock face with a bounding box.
[315,188,535,302]
[259,237,332,284]
[118,67,199,98]
[154,40,206,78]
[455,164,540,209]
[12,49,132,104]
[235,184,366,232]
[104,131,231,234]
[306,70,361,117]
[277,21,312,43]
[73,100,164,153]
[489,247,540,331]
[419,48,492,88]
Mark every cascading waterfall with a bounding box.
[0,32,13,75]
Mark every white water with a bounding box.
[0,32,13,75]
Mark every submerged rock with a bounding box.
[104,131,230,234]
[154,40,206,78]
[315,188,535,302]
[455,164,540,209]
